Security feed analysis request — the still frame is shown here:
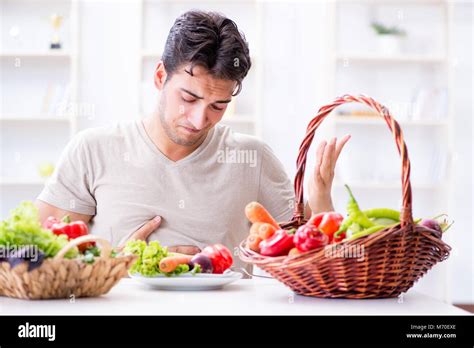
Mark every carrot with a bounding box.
[245,202,279,229]
[246,234,263,253]
[258,223,277,240]
[250,222,264,236]
[159,254,193,273]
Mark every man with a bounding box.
[35,11,350,265]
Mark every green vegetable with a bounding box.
[191,263,202,275]
[363,208,400,222]
[430,214,453,233]
[348,225,387,241]
[125,240,166,276]
[334,188,404,242]
[371,217,399,226]
[348,222,362,233]
[124,240,192,277]
[371,22,406,36]
[83,252,95,264]
[165,263,190,277]
[335,185,375,238]
[0,201,78,258]
[81,245,101,264]
[344,185,375,229]
[84,245,100,257]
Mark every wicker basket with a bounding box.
[0,235,136,300]
[239,94,451,299]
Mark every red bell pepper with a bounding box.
[201,244,233,274]
[307,212,325,227]
[308,212,344,242]
[294,224,328,252]
[44,215,93,252]
[259,229,295,256]
[332,230,346,243]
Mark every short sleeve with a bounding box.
[37,131,96,215]
[257,143,295,222]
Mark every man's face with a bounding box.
[155,64,236,147]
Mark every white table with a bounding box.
[0,278,469,315]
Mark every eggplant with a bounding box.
[419,219,442,238]
[7,245,45,271]
[190,253,213,274]
[7,248,25,269]
[0,246,8,263]
[186,261,195,271]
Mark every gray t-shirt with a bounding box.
[38,120,295,269]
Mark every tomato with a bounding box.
[201,244,233,274]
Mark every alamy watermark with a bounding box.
[0,244,41,262]
[18,322,55,341]
[324,243,365,262]
[216,147,257,168]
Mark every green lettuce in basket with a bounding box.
[0,201,78,258]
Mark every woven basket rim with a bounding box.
[238,223,450,267]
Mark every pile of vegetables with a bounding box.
[0,201,79,271]
[124,240,233,277]
[245,185,452,257]
[0,201,112,272]
[244,202,343,256]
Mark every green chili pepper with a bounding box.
[371,217,399,226]
[333,185,374,240]
[363,208,400,221]
[348,225,387,241]
[333,228,347,241]
[347,222,362,234]
[344,185,375,229]
[335,218,351,236]
[333,186,406,242]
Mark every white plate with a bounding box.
[129,270,243,291]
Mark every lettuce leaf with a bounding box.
[0,201,78,258]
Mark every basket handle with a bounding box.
[54,235,113,260]
[292,94,413,227]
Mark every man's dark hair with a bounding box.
[162,10,251,95]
